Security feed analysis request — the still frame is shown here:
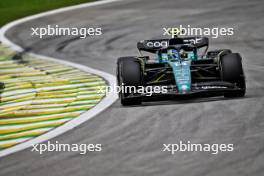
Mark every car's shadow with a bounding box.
[141,96,243,107]
[117,94,257,108]
[114,87,264,108]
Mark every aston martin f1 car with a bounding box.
[117,37,246,105]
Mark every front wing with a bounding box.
[125,81,243,99]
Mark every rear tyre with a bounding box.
[117,57,142,106]
[220,53,246,98]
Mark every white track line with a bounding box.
[0,0,120,157]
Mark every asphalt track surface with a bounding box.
[1,0,264,175]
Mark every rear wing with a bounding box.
[137,37,209,53]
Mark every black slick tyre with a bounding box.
[117,57,142,105]
[220,53,246,98]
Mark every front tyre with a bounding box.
[220,53,246,98]
[117,57,142,106]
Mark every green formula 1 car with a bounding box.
[117,37,246,105]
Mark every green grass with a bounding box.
[0,0,96,26]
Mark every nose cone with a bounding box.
[168,60,192,94]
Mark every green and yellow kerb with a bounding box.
[0,45,106,150]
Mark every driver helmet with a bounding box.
[179,49,188,58]
[167,49,179,60]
